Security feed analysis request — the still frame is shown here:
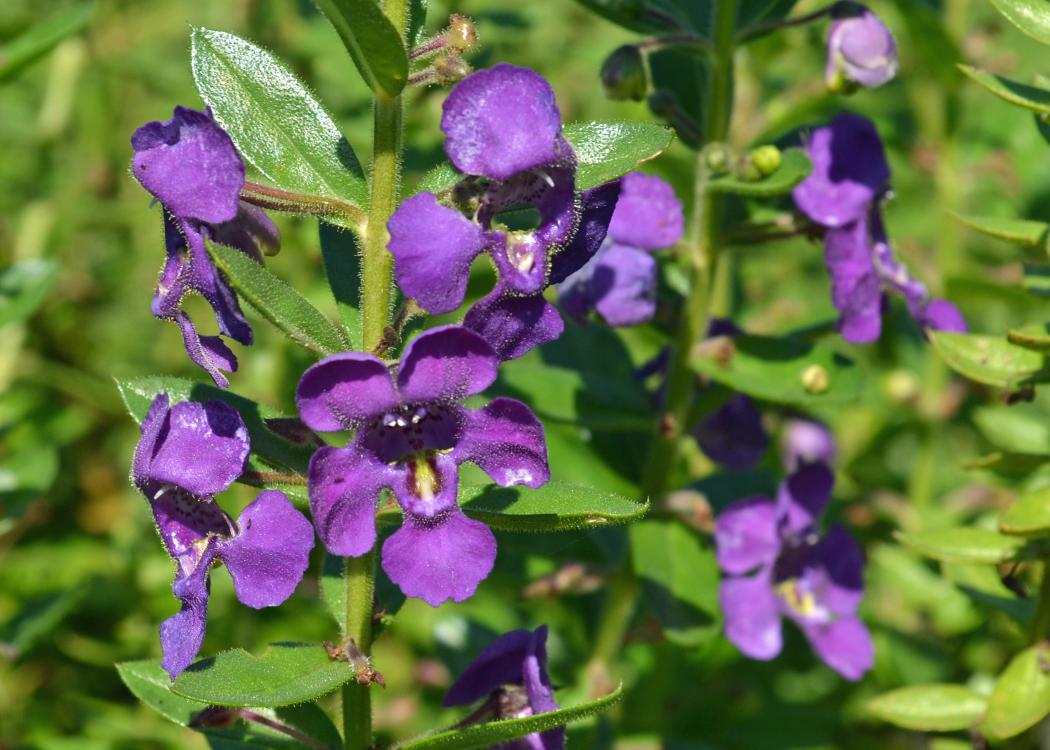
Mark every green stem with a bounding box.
[1032,563,1050,645]
[342,551,376,750]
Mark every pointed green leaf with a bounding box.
[564,122,674,191]
[0,2,93,82]
[172,643,355,708]
[959,65,1050,113]
[868,684,986,732]
[0,259,57,329]
[457,482,647,532]
[395,684,624,750]
[990,0,1050,46]
[319,223,362,348]
[116,659,208,726]
[1001,486,1050,537]
[930,331,1050,388]
[191,28,369,216]
[951,212,1049,247]
[973,405,1050,455]
[983,645,1050,739]
[313,0,408,97]
[896,527,1030,565]
[207,241,349,355]
[1009,324,1050,351]
[708,147,812,197]
[689,334,864,407]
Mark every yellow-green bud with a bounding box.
[434,54,472,85]
[704,143,733,175]
[600,45,647,102]
[750,145,782,176]
[801,364,830,394]
[447,14,478,53]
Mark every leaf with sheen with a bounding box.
[564,122,674,191]
[868,684,986,732]
[208,241,349,355]
[172,643,355,708]
[930,331,1049,388]
[0,259,57,329]
[951,212,1050,247]
[191,28,369,215]
[689,334,864,407]
[313,0,408,98]
[991,0,1050,46]
[1001,486,1050,537]
[0,2,93,82]
[318,223,362,348]
[458,482,648,532]
[116,659,209,726]
[982,645,1050,739]
[895,527,1030,565]
[708,148,812,197]
[959,65,1050,113]
[395,684,623,750]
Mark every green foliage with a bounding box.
[0,259,56,328]
[952,212,1050,247]
[867,684,987,732]
[959,64,1050,113]
[0,2,92,81]
[116,660,208,726]
[895,527,1031,565]
[982,645,1050,740]
[707,147,812,196]
[990,0,1050,46]
[457,482,648,531]
[564,121,674,190]
[929,331,1049,388]
[1000,486,1050,537]
[313,0,409,98]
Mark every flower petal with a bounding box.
[693,394,769,470]
[173,311,238,389]
[150,491,232,561]
[607,172,684,250]
[133,394,171,489]
[824,220,882,344]
[296,353,398,432]
[776,462,834,537]
[827,9,898,90]
[211,202,281,263]
[720,571,783,661]
[442,64,563,181]
[308,445,391,557]
[714,496,780,575]
[388,192,490,314]
[160,540,219,680]
[152,213,192,320]
[548,180,621,285]
[397,325,499,404]
[801,616,874,681]
[464,289,565,361]
[219,490,315,609]
[455,398,550,488]
[813,524,866,616]
[782,419,837,472]
[522,626,563,750]
[918,298,968,333]
[444,628,537,706]
[590,244,658,327]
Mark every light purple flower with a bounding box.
[793,113,967,343]
[295,325,550,606]
[132,394,314,679]
[714,464,873,680]
[131,107,279,387]
[826,4,898,91]
[444,626,563,750]
[782,418,837,472]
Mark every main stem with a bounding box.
[345,1,408,747]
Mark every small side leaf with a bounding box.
[990,0,1050,46]
[116,659,208,726]
[959,65,1050,113]
[895,527,1029,565]
[564,122,674,191]
[458,482,647,532]
[708,148,812,197]
[868,684,987,732]
[951,212,1049,248]
[313,0,408,98]
[982,645,1050,740]
[208,241,349,355]
[1001,486,1050,537]
[0,259,57,328]
[172,643,355,708]
[929,331,1049,388]
[395,684,624,750]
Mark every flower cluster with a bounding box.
[793,112,967,343]
[132,394,314,678]
[558,172,684,327]
[296,325,550,606]
[131,107,279,387]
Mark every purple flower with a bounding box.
[781,418,837,472]
[444,626,563,750]
[295,325,550,606]
[131,107,279,387]
[714,464,873,680]
[557,172,683,328]
[826,4,898,91]
[132,394,314,679]
[693,394,770,470]
[793,113,967,343]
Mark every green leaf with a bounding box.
[318,223,362,349]
[116,659,208,726]
[689,334,864,407]
[413,163,462,196]
[0,3,93,82]
[1009,324,1050,350]
[990,0,1050,46]
[395,684,624,750]
[172,643,355,708]
[868,684,986,732]
[973,405,1050,455]
[982,645,1050,740]
[895,527,1029,565]
[313,0,408,98]
[1023,264,1050,298]
[708,148,812,197]
[959,64,1050,113]
[191,28,369,215]
[563,122,674,191]
[116,375,313,476]
[407,0,429,47]
[569,0,672,34]
[967,451,1050,478]
[630,519,721,647]
[929,331,1049,388]
[951,212,1049,247]
[457,482,648,532]
[207,241,349,355]
[1001,486,1050,537]
[0,259,57,329]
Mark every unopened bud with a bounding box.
[801,364,830,394]
[750,145,781,176]
[447,14,478,53]
[704,143,732,175]
[647,89,677,118]
[600,45,647,101]
[434,54,472,85]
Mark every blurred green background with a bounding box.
[3,0,1050,747]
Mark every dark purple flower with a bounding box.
[444,626,563,750]
[826,4,898,91]
[793,113,967,342]
[132,106,279,387]
[693,394,770,470]
[714,464,873,680]
[133,394,314,679]
[295,325,550,606]
[781,418,837,472]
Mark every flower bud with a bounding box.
[647,89,676,117]
[750,145,782,176]
[434,54,472,85]
[801,364,830,394]
[704,143,733,175]
[826,3,898,91]
[447,14,478,53]
[601,45,647,101]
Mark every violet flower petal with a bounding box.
[296,353,399,432]
[159,540,219,679]
[464,289,565,361]
[694,394,770,470]
[173,311,238,389]
[607,172,684,250]
[308,445,392,557]
[782,419,837,472]
[813,524,866,616]
[714,496,780,575]
[590,244,658,327]
[720,572,783,660]
[827,8,898,90]
[443,629,537,705]
[918,298,968,333]
[548,180,622,285]
[521,626,563,750]
[150,492,231,562]
[776,463,835,537]
[454,397,550,488]
[824,220,882,344]
[802,616,874,681]
[397,325,499,403]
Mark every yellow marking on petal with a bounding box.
[776,579,820,618]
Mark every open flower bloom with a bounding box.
[558,172,684,328]
[131,106,279,387]
[296,325,550,606]
[133,394,314,679]
[826,3,898,91]
[714,463,873,680]
[792,113,967,343]
[444,626,563,750]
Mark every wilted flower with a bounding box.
[131,107,279,387]
[444,626,563,750]
[826,3,898,91]
[793,113,967,343]
[714,463,873,680]
[296,325,550,606]
[132,394,313,678]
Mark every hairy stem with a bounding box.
[240,710,337,750]
[342,551,376,750]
